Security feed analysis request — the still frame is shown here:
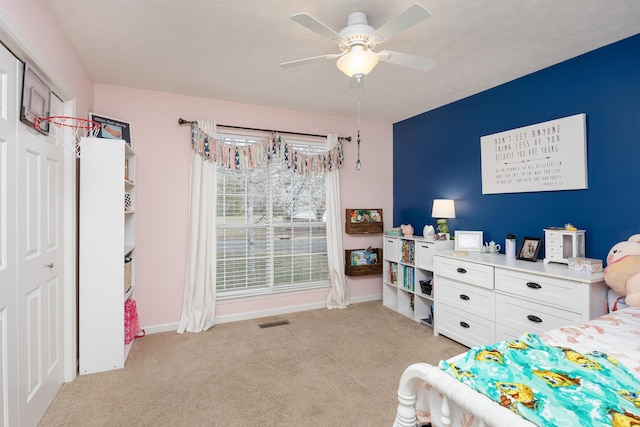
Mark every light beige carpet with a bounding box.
[39,301,467,427]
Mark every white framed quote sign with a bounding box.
[480,113,587,194]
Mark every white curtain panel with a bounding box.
[325,133,349,309]
[177,121,218,333]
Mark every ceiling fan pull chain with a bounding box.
[356,99,361,171]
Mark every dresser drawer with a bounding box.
[435,257,494,289]
[438,276,495,321]
[438,303,495,348]
[495,293,582,336]
[495,268,583,312]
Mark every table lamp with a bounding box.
[432,199,456,238]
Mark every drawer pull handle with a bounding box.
[526,282,542,289]
[527,315,543,323]
[456,268,467,274]
[460,321,470,328]
[459,294,470,301]
[421,245,430,249]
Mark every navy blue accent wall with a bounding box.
[393,34,640,262]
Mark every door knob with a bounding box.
[44,263,54,269]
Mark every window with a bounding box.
[216,135,329,296]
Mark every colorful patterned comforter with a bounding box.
[440,332,640,427]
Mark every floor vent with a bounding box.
[258,320,290,329]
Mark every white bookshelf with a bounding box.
[382,235,454,328]
[79,137,136,374]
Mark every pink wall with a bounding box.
[1,0,93,113]
[2,0,393,330]
[94,84,393,330]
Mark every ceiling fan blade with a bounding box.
[279,53,342,68]
[290,13,347,44]
[378,50,436,71]
[370,4,431,44]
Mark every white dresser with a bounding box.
[433,250,608,348]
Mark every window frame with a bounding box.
[215,133,330,300]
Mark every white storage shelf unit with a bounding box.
[383,235,454,327]
[79,137,136,375]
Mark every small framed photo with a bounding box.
[454,231,483,251]
[517,237,543,262]
[20,63,51,134]
[89,113,132,147]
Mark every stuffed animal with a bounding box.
[604,234,640,307]
[401,224,414,237]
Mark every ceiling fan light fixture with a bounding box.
[336,45,379,78]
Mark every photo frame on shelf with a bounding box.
[89,113,132,147]
[20,63,51,135]
[454,230,483,251]
[517,237,543,262]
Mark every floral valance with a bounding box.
[191,122,343,176]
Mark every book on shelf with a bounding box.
[420,316,433,328]
[388,262,398,285]
[401,265,415,291]
[401,240,414,264]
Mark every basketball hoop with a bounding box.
[33,116,101,158]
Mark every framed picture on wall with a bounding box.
[517,237,543,262]
[89,113,132,147]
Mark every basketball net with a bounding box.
[33,116,101,158]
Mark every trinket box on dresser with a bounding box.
[543,225,585,264]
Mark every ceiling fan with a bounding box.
[279,3,435,80]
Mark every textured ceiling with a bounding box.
[46,0,639,123]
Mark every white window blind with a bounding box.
[216,135,329,296]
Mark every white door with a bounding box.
[0,40,21,427]
[16,79,65,424]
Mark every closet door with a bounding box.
[16,83,65,424]
[17,98,66,425]
[0,40,20,427]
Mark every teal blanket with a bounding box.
[440,333,640,426]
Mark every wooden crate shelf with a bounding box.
[345,248,383,276]
[345,208,383,234]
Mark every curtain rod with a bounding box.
[178,118,351,142]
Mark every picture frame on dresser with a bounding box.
[517,237,542,261]
[454,230,483,251]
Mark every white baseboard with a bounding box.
[140,293,382,335]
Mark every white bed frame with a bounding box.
[395,307,640,427]
[394,363,535,427]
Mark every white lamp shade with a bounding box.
[432,199,456,218]
[336,46,379,78]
